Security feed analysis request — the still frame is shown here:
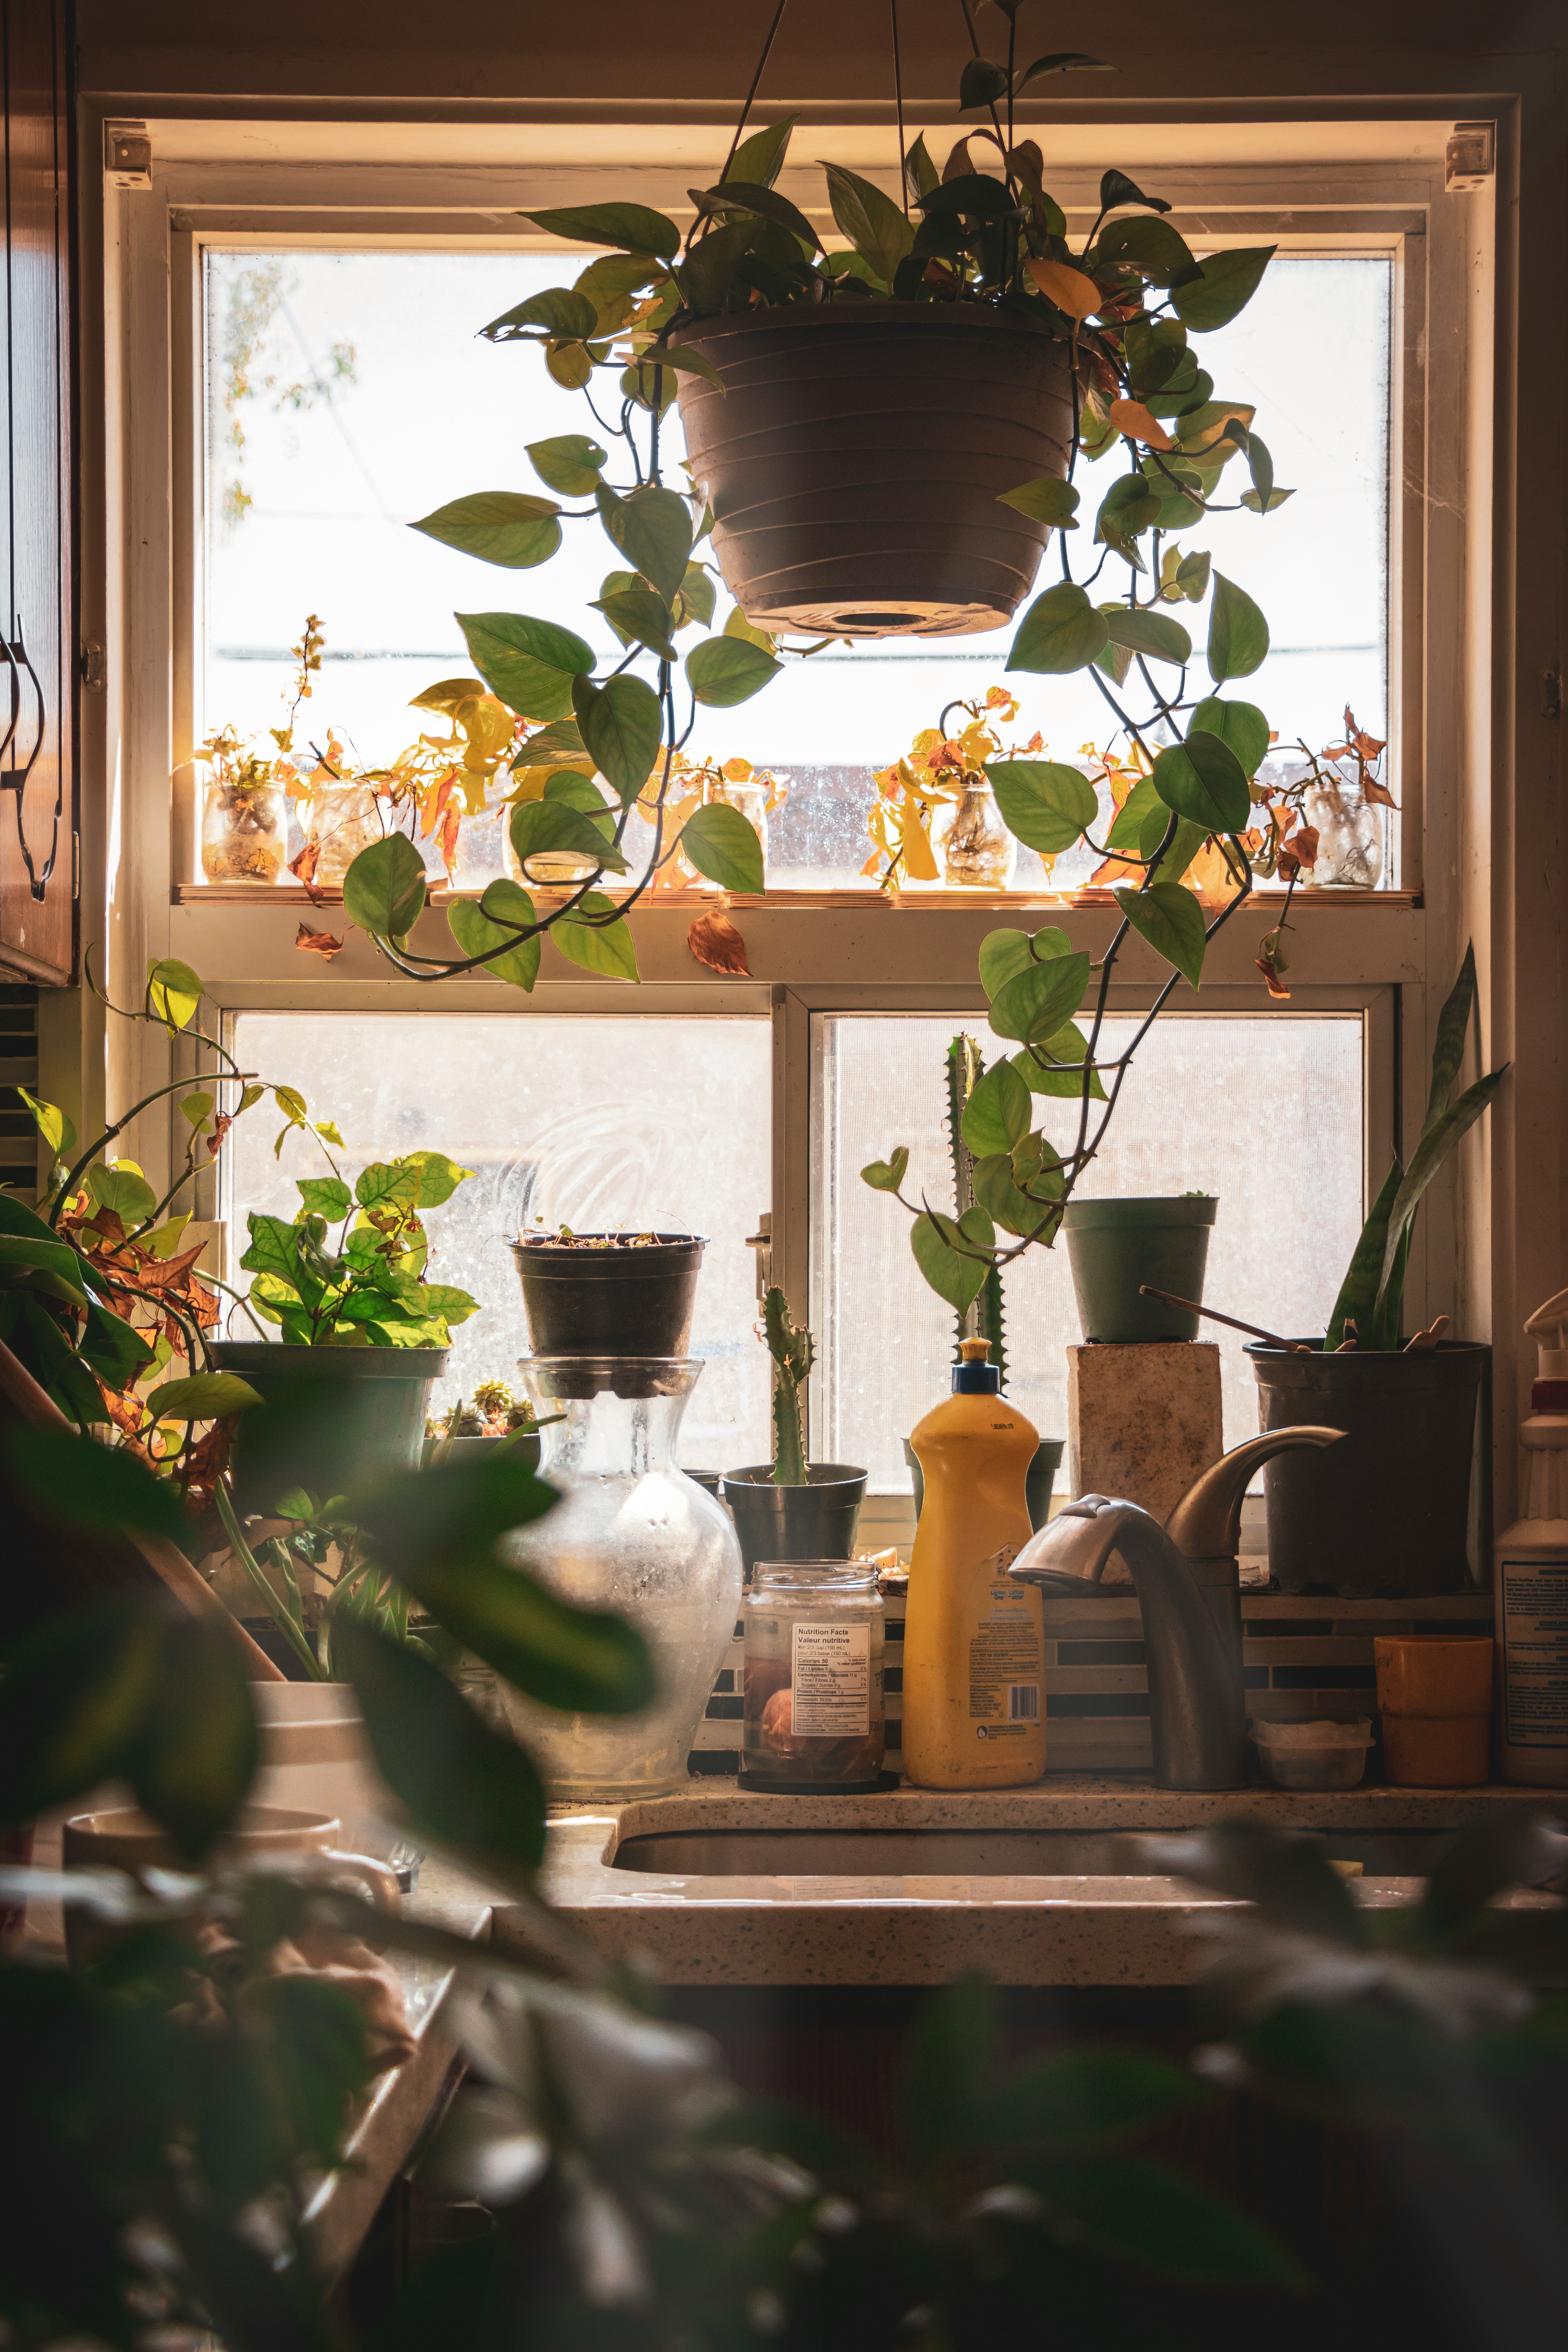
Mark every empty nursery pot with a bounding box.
[1062,1197,1217,1343]
[674,303,1074,639]
[721,1465,868,1580]
[510,1234,705,1359]
[1247,1341,1488,1596]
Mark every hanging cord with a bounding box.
[717,0,791,184]
[890,0,909,216]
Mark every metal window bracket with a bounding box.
[1445,122,1495,193]
[104,120,152,189]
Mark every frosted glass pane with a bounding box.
[202,249,1390,888]
[224,1014,771,1470]
[811,1013,1365,1491]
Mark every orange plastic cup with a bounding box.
[1374,1635,1494,1786]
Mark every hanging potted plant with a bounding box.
[1246,945,1505,1598]
[723,1288,867,1575]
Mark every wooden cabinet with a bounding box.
[0,0,72,986]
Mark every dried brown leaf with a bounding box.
[295,922,345,959]
[687,909,751,977]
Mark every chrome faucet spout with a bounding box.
[1007,1427,1344,1792]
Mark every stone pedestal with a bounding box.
[1067,1343,1223,1582]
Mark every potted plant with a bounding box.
[1246,945,1504,1597]
[510,1226,708,1357]
[424,1379,563,1470]
[214,1143,481,1521]
[722,1287,866,1575]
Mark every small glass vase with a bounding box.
[496,1356,742,1801]
[307,780,385,888]
[932,773,1016,889]
[1302,775,1384,890]
[201,778,288,884]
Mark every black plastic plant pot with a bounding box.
[510,1234,706,1359]
[1062,1196,1217,1343]
[420,1431,541,1473]
[721,1464,868,1580]
[905,1437,1063,1532]
[1247,1340,1489,1596]
[212,1342,448,1518]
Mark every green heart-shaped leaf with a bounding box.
[988,952,1092,1045]
[1008,582,1110,675]
[1112,880,1208,989]
[911,1206,994,1313]
[987,759,1098,853]
[342,831,428,942]
[1206,573,1270,683]
[411,491,561,570]
[680,801,765,895]
[961,1060,1031,1157]
[685,633,783,708]
[1151,730,1250,834]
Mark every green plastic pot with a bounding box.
[213,1342,448,1517]
[1062,1196,1217,1343]
[905,1437,1063,1532]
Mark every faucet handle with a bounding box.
[1164,1426,1344,1563]
[1009,1494,1152,1591]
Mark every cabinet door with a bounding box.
[0,0,72,985]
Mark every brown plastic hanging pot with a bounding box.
[674,302,1075,638]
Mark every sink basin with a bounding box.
[610,1828,1459,1878]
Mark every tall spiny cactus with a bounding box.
[764,1285,813,1486]
[946,1034,1008,1386]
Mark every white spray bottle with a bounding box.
[1495,1287,1568,1785]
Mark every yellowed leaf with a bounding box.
[899,802,940,881]
[1107,398,1174,451]
[1176,401,1255,452]
[294,923,344,960]
[1026,257,1104,320]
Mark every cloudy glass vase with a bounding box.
[497,1356,741,1800]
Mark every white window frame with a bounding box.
[74,112,1502,1461]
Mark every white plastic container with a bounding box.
[1252,1717,1374,1791]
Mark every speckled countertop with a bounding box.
[527,1777,1561,1988]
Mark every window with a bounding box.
[96,120,1472,1503]
[199,242,1395,895]
[811,1010,1370,1489]
[225,1011,773,1469]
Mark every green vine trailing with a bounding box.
[321,9,1296,1317]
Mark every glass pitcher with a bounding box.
[496,1356,742,1801]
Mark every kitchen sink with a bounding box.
[610,1828,1459,1878]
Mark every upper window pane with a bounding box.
[201,246,1392,891]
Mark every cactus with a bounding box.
[764,1285,814,1486]
[945,1033,1009,1387]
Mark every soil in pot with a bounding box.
[510,1233,705,1359]
[1063,1197,1217,1343]
[1247,1340,1488,1597]
[212,1341,447,1518]
[675,304,1074,638]
[721,1464,868,1580]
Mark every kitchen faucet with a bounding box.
[1007,1428,1343,1790]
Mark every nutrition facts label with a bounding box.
[1499,1561,1568,1748]
[790,1621,870,1736]
[969,1584,1043,1734]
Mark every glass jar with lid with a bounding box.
[741,1559,885,1793]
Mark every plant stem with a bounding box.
[214,1481,326,1681]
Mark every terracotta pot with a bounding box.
[674,303,1074,638]
[1374,1635,1494,1786]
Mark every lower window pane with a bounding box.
[812,1012,1366,1492]
[225,1012,772,1469]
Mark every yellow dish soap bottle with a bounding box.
[902,1338,1046,1789]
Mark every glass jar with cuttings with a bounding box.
[931,769,1016,890]
[201,775,289,884]
[306,779,385,887]
[742,1559,885,1793]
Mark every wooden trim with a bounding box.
[171,881,1424,912]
